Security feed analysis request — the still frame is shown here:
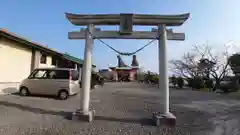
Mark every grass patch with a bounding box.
[228,90,240,97]
[199,88,211,92]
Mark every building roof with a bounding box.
[63,53,96,67]
[65,13,190,26]
[0,28,94,66]
[0,28,61,56]
[63,53,84,64]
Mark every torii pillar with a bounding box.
[65,13,189,126]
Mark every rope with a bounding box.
[86,29,156,56]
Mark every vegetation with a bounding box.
[142,71,159,84]
[151,75,159,84]
[177,77,184,88]
[228,53,240,76]
[140,44,240,93]
[170,44,232,92]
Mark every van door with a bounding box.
[39,69,57,95]
[27,69,48,94]
[45,70,70,96]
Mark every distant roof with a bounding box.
[0,28,95,67]
[35,68,76,71]
[99,69,110,72]
[63,53,84,65]
[63,53,96,67]
[110,66,138,70]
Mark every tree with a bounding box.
[170,44,231,91]
[195,44,231,91]
[169,53,200,78]
[228,53,240,76]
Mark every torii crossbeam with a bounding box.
[66,13,190,126]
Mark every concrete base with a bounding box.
[72,109,95,122]
[152,112,176,126]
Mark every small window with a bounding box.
[52,57,57,66]
[71,70,79,81]
[40,53,47,64]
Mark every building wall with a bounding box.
[31,50,40,71]
[0,38,32,82]
[0,36,84,83]
[113,68,138,81]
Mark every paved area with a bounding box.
[0,82,239,135]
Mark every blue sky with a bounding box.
[1,0,240,73]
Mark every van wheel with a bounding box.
[20,87,29,96]
[58,90,68,100]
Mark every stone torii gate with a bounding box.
[66,13,189,126]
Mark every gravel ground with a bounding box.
[0,82,239,135]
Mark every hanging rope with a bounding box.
[86,29,156,56]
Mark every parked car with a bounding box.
[18,68,80,100]
[218,77,239,93]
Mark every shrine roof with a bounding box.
[65,13,190,26]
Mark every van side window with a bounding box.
[46,70,57,79]
[55,70,69,79]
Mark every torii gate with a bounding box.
[66,13,189,126]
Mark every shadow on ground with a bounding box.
[94,116,155,126]
[0,100,71,116]
[2,87,62,100]
[0,100,155,126]
[2,87,18,94]
[11,93,60,100]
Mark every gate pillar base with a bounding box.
[152,112,176,127]
[71,109,95,122]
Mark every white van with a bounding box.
[18,68,80,100]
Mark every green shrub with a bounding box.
[205,79,213,89]
[186,78,194,87]
[152,75,159,84]
[177,77,184,88]
[200,88,210,92]
[192,77,205,89]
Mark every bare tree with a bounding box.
[169,52,200,78]
[193,44,231,90]
[170,44,231,91]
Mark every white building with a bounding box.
[0,29,96,83]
